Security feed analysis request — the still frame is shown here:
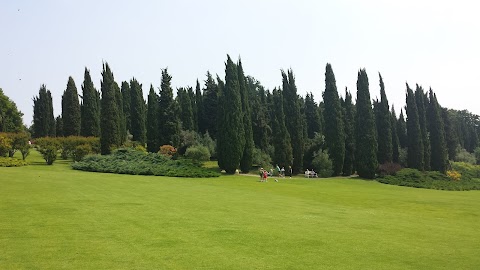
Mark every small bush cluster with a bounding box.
[34,137,60,165]
[184,145,210,162]
[58,136,100,160]
[312,149,333,178]
[72,148,220,178]
[377,162,402,176]
[451,162,480,180]
[377,168,480,191]
[0,132,30,160]
[0,157,28,167]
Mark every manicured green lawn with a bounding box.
[1,152,479,269]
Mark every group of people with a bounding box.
[304,169,318,178]
[259,165,293,182]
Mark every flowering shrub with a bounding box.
[159,145,176,157]
[446,170,461,181]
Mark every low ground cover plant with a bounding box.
[377,167,480,191]
[0,157,28,167]
[72,148,220,178]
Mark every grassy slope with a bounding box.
[1,152,479,269]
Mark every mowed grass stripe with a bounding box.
[1,156,479,269]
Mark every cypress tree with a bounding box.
[158,68,180,147]
[188,86,197,132]
[100,63,119,154]
[195,80,204,133]
[247,77,270,151]
[114,82,126,145]
[355,69,377,179]
[203,72,218,139]
[81,68,100,137]
[391,106,400,163]
[427,89,448,172]
[177,87,194,131]
[217,55,245,173]
[323,64,345,175]
[55,116,63,137]
[238,59,254,173]
[376,73,393,164]
[216,76,226,170]
[343,88,355,176]
[61,76,81,136]
[405,83,424,170]
[282,69,304,173]
[272,88,293,167]
[415,85,430,170]
[146,84,159,152]
[121,81,131,133]
[305,93,322,139]
[130,78,146,144]
[441,108,458,160]
[397,109,407,148]
[33,84,55,138]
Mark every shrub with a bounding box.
[72,144,92,162]
[451,162,480,180]
[35,137,60,165]
[446,170,461,181]
[0,134,13,157]
[0,157,27,167]
[159,145,176,157]
[184,145,210,162]
[72,148,219,178]
[454,147,476,164]
[474,147,480,165]
[378,162,402,176]
[312,149,333,178]
[20,144,30,160]
[198,131,216,159]
[59,136,100,160]
[5,132,30,157]
[252,147,272,169]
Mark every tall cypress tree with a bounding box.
[100,63,119,154]
[355,69,377,179]
[203,71,218,139]
[55,116,63,137]
[114,82,126,145]
[406,84,424,170]
[376,73,393,164]
[188,86,197,132]
[304,93,322,139]
[397,109,407,149]
[33,84,55,138]
[441,108,458,160]
[158,68,180,147]
[282,69,304,173]
[195,80,204,133]
[391,106,400,163]
[177,87,194,131]
[146,84,159,152]
[323,64,345,175]
[81,68,100,137]
[272,88,293,167]
[238,59,254,173]
[130,78,146,144]
[217,55,245,173]
[61,76,81,137]
[427,89,448,172]
[415,85,430,170]
[121,81,131,134]
[343,88,355,176]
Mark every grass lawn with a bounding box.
[1,151,480,269]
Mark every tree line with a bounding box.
[23,56,480,177]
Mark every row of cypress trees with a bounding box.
[31,57,480,176]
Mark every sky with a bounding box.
[1,0,479,125]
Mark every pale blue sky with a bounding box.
[1,0,479,125]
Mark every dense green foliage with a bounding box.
[217,56,245,174]
[427,90,448,172]
[121,81,131,133]
[0,156,28,167]
[35,137,60,165]
[415,85,430,170]
[342,89,355,176]
[177,87,194,131]
[80,68,100,137]
[355,69,377,179]
[311,149,334,178]
[61,77,81,136]
[271,89,293,168]
[238,60,254,173]
[201,72,218,138]
[33,85,55,138]
[0,88,23,132]
[378,168,480,191]
[323,64,345,176]
[72,148,219,177]
[184,145,211,162]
